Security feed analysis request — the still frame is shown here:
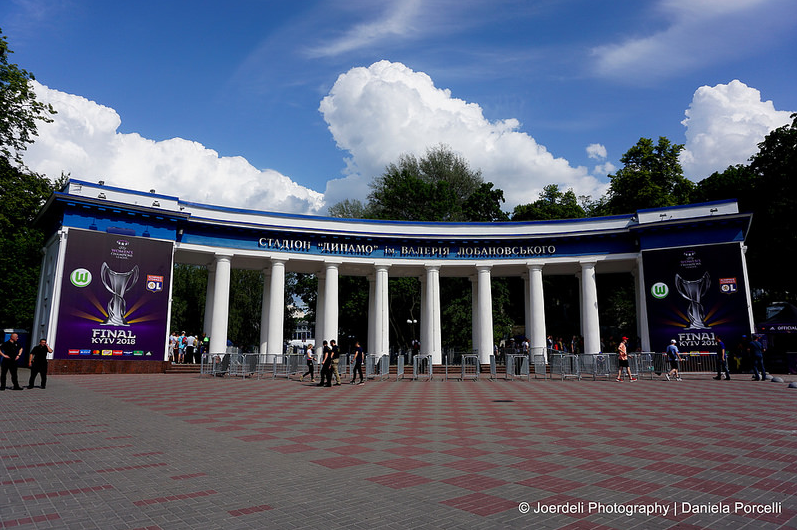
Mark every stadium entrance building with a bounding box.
[33,180,754,373]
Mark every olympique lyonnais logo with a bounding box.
[146,274,164,292]
[719,278,737,294]
[651,282,669,299]
[70,268,92,287]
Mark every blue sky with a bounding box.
[3,0,796,214]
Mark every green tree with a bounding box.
[367,145,492,222]
[602,137,693,215]
[0,28,60,330]
[0,28,55,166]
[745,113,797,302]
[0,158,61,328]
[511,184,586,221]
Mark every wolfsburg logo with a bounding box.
[651,282,669,299]
[70,268,92,287]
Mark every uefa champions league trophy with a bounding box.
[675,272,710,329]
[100,262,139,326]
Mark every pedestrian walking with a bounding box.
[749,335,767,381]
[317,341,332,387]
[665,339,682,381]
[330,339,341,385]
[616,336,636,382]
[713,335,731,380]
[350,341,365,385]
[300,343,315,382]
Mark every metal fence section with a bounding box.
[365,354,390,381]
[460,354,480,381]
[489,355,497,379]
[505,354,529,381]
[273,353,302,379]
[632,352,656,379]
[207,354,230,377]
[531,353,547,380]
[396,355,406,381]
[550,353,581,380]
[413,354,433,381]
[228,353,261,378]
[580,353,616,380]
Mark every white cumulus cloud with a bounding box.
[680,80,793,179]
[586,143,607,160]
[23,82,324,214]
[320,60,605,210]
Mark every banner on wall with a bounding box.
[643,242,751,354]
[54,229,173,360]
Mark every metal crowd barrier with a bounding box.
[531,353,547,380]
[505,353,530,381]
[228,353,261,378]
[461,354,479,381]
[365,354,389,381]
[396,354,406,381]
[489,355,497,379]
[580,353,617,380]
[209,353,231,377]
[632,352,656,379]
[550,353,581,380]
[273,353,302,379]
[413,354,433,381]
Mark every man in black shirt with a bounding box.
[330,339,341,386]
[317,341,332,387]
[350,341,365,385]
[1,332,24,391]
[28,338,52,389]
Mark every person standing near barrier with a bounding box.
[28,338,52,389]
[713,335,731,380]
[300,343,315,383]
[350,341,365,385]
[1,333,24,391]
[665,339,682,381]
[317,341,332,387]
[329,339,342,385]
[749,335,767,381]
[616,336,636,382]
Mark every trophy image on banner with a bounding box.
[100,262,139,326]
[675,272,710,329]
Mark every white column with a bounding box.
[203,264,216,337]
[323,262,339,345]
[575,271,583,336]
[523,274,531,342]
[315,273,326,362]
[267,259,286,355]
[740,243,755,335]
[424,266,442,364]
[419,275,428,353]
[580,261,601,354]
[259,268,271,354]
[209,254,232,354]
[528,264,546,355]
[633,257,650,351]
[367,274,376,355]
[477,265,493,364]
[471,276,479,353]
[373,265,390,356]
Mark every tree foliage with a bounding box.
[0,158,61,328]
[602,137,693,215]
[0,28,55,166]
[511,184,586,221]
[363,145,505,222]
